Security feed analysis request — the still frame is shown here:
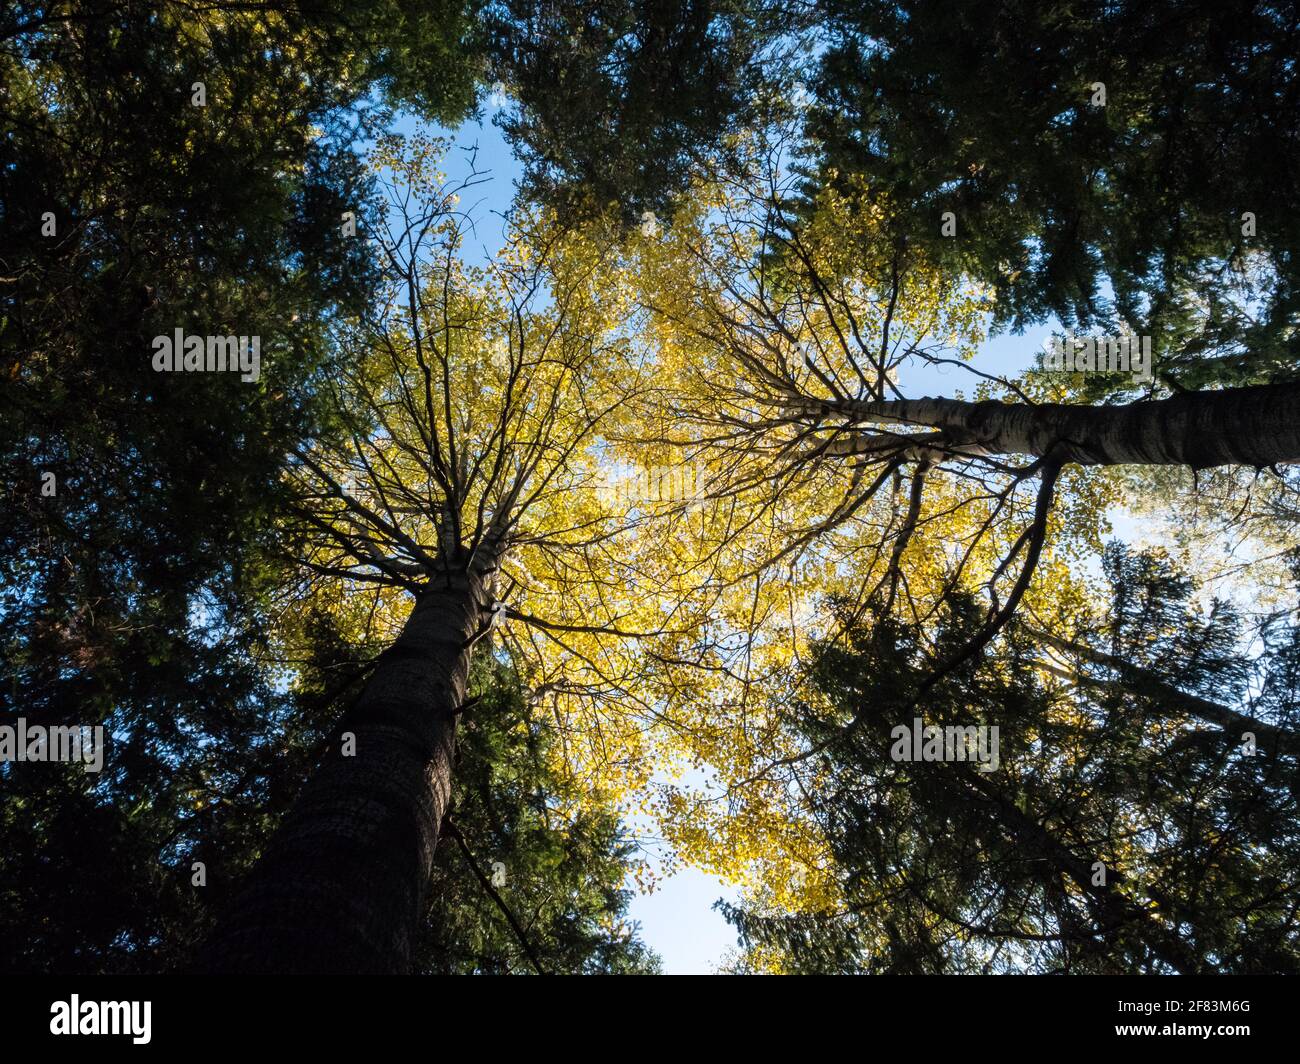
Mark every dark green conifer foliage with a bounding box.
[721,547,1300,973]
[803,0,1300,390]
[417,658,660,974]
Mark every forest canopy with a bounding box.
[2,0,1299,977]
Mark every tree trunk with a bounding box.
[809,381,1300,467]
[196,570,491,973]
[958,767,1202,974]
[1024,625,1300,758]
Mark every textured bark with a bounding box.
[196,572,491,973]
[814,381,1300,467]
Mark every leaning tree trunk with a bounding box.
[196,569,492,973]
[958,767,1202,974]
[1024,626,1300,759]
[809,381,1300,467]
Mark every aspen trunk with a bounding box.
[196,572,490,973]
[814,381,1300,467]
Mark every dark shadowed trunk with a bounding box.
[1024,625,1300,758]
[196,567,493,973]
[959,768,1202,974]
[809,381,1300,467]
